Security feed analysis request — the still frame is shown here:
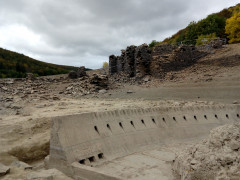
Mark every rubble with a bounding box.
[68,71,78,79]
[26,73,35,81]
[0,72,110,100]
[89,74,109,90]
[77,66,87,77]
[209,38,224,49]
[68,66,88,79]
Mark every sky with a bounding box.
[0,0,238,69]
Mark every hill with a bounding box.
[0,48,79,78]
[151,3,240,46]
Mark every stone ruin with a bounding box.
[109,44,151,79]
[109,44,207,79]
[68,66,88,79]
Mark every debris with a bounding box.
[77,66,87,77]
[26,73,35,81]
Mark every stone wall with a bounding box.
[109,43,206,79]
[134,44,152,79]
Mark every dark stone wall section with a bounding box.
[109,55,118,75]
[135,44,152,79]
[109,44,207,78]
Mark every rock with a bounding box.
[26,73,35,81]
[6,80,14,84]
[127,90,134,94]
[11,161,32,170]
[0,163,10,177]
[229,140,240,150]
[190,159,198,165]
[143,77,150,82]
[210,38,224,49]
[68,71,78,79]
[90,74,109,89]
[99,89,107,94]
[26,169,72,180]
[205,78,213,82]
[77,66,87,77]
[35,105,45,108]
[233,101,239,104]
[68,66,87,79]
[52,96,60,101]
[66,86,73,91]
[11,105,22,110]
[2,87,8,91]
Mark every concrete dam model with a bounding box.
[47,105,240,180]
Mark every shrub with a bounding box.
[196,33,217,46]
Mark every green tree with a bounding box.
[184,21,198,44]
[148,40,158,49]
[16,62,26,73]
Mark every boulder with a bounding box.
[99,89,107,94]
[68,71,78,79]
[77,66,87,77]
[0,163,10,177]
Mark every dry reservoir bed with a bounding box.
[46,104,240,180]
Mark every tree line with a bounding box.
[0,48,78,78]
[149,3,240,48]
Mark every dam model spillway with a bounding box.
[47,105,240,180]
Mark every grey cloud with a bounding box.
[0,0,238,69]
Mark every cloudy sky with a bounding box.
[0,0,238,69]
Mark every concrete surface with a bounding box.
[104,83,240,104]
[48,105,240,179]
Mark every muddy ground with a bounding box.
[0,44,240,179]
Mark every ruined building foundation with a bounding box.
[109,44,206,79]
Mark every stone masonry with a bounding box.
[109,43,207,78]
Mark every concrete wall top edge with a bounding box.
[52,104,240,122]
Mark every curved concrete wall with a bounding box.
[48,105,240,178]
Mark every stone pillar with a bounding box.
[134,44,152,79]
[109,55,118,75]
[123,46,136,77]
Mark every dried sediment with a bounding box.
[173,123,240,180]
